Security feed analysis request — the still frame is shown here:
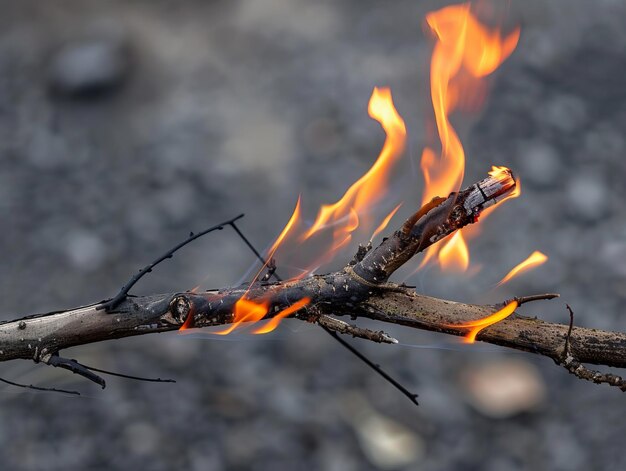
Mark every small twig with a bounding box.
[515,293,560,306]
[0,376,80,396]
[230,221,267,267]
[99,214,245,311]
[46,353,106,388]
[564,304,575,356]
[81,364,176,384]
[230,220,417,404]
[317,314,397,344]
[559,304,626,391]
[322,326,419,406]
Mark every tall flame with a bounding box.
[419,5,520,272]
[496,251,548,287]
[303,87,406,244]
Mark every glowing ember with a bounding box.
[496,251,548,287]
[419,5,520,272]
[446,300,518,343]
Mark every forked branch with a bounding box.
[1,170,625,393]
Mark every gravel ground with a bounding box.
[1,1,625,470]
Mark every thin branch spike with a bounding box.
[515,293,560,306]
[0,376,80,396]
[46,354,106,389]
[99,214,245,311]
[322,327,419,406]
[81,364,176,384]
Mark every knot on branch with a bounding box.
[169,295,192,325]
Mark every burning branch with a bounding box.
[1,171,625,396]
[2,3,625,401]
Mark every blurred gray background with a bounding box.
[1,0,625,470]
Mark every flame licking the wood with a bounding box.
[418,5,520,273]
[445,300,518,343]
[184,4,542,338]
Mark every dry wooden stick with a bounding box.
[1,170,624,391]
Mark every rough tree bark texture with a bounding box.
[1,170,625,389]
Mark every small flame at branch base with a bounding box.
[445,300,518,343]
[252,297,311,334]
[211,298,271,335]
[208,297,310,336]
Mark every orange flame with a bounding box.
[252,297,311,334]
[303,87,406,244]
[419,5,519,272]
[212,298,271,335]
[370,203,403,241]
[446,300,518,343]
[438,231,469,272]
[212,297,310,336]
[496,251,548,287]
[206,198,303,335]
[263,196,302,275]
